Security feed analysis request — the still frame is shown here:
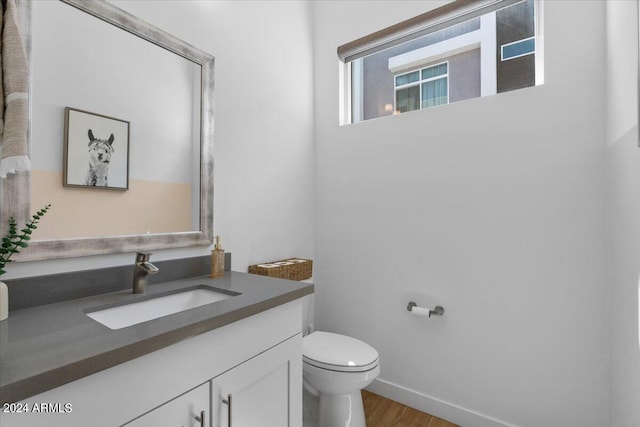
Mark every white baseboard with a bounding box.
[366,378,519,427]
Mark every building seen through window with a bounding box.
[348,0,540,123]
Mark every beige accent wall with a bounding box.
[31,170,194,239]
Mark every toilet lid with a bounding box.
[303,331,379,372]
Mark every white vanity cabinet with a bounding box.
[211,333,302,427]
[124,382,209,427]
[0,299,303,427]
[123,334,302,427]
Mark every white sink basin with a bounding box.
[86,286,238,330]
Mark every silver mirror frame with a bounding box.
[0,0,214,261]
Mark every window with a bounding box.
[501,37,536,61]
[340,0,544,124]
[395,62,449,113]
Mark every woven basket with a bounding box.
[248,258,312,281]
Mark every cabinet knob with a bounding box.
[194,410,205,427]
[222,394,232,427]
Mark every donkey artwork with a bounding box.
[85,129,115,187]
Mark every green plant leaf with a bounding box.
[1,204,51,277]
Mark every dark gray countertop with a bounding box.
[0,271,313,403]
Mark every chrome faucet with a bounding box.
[132,252,159,294]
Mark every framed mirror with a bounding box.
[0,0,214,261]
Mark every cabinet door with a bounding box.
[211,335,302,427]
[124,382,209,427]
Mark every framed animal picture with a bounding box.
[63,107,130,190]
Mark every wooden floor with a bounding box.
[362,390,460,427]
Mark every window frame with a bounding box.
[339,0,544,125]
[394,61,450,113]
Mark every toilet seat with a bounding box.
[303,331,379,373]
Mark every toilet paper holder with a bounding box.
[407,301,444,317]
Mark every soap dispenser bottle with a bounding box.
[210,236,225,278]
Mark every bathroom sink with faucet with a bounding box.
[85,252,240,329]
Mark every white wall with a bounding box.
[5,0,315,279]
[312,1,609,426]
[606,2,640,426]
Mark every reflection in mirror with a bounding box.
[31,0,201,239]
[0,0,214,261]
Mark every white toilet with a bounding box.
[302,331,380,427]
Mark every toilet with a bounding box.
[302,331,380,427]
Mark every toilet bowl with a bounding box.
[302,331,380,427]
